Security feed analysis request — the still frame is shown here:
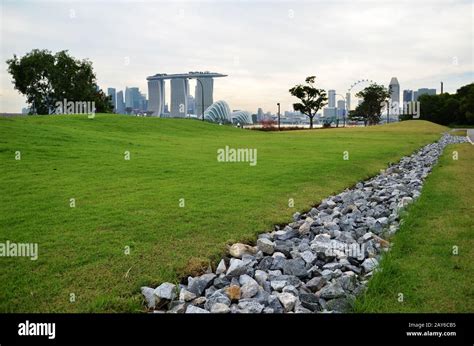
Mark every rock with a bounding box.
[361,258,378,273]
[299,293,320,311]
[300,250,317,264]
[305,277,326,292]
[192,296,207,307]
[168,301,186,313]
[319,282,345,299]
[398,196,413,208]
[213,275,231,289]
[274,227,298,241]
[268,295,285,313]
[282,285,299,297]
[154,282,176,301]
[256,256,273,271]
[270,280,287,292]
[210,303,230,313]
[238,299,264,313]
[179,288,197,302]
[254,270,268,286]
[226,258,247,277]
[205,291,231,310]
[277,292,297,312]
[225,285,241,302]
[229,243,257,258]
[299,222,311,235]
[323,262,342,270]
[187,274,216,296]
[185,305,209,314]
[141,287,156,309]
[325,297,353,312]
[241,278,260,298]
[263,307,275,314]
[216,259,227,275]
[257,238,275,255]
[282,258,308,278]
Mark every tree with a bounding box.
[289,76,327,128]
[350,83,390,126]
[7,49,113,114]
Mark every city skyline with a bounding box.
[1,0,472,113]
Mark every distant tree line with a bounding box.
[400,83,474,125]
[6,49,113,115]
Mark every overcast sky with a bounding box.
[1,0,473,113]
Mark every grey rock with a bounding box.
[238,299,264,313]
[305,277,327,292]
[188,274,215,296]
[179,288,197,302]
[241,278,260,298]
[226,258,247,277]
[277,292,297,312]
[154,282,176,301]
[361,258,379,273]
[168,301,186,313]
[254,270,268,286]
[257,238,275,255]
[256,256,273,271]
[141,287,156,309]
[319,282,346,299]
[215,259,227,275]
[300,293,320,311]
[300,250,317,264]
[210,303,230,313]
[186,305,209,314]
[282,258,308,278]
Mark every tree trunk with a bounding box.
[309,115,313,129]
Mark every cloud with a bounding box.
[1,0,472,113]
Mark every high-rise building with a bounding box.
[146,72,227,117]
[403,90,413,103]
[345,92,351,112]
[170,78,189,117]
[147,79,165,116]
[337,100,346,117]
[328,90,336,108]
[107,88,116,112]
[389,77,400,115]
[195,77,214,116]
[414,88,436,100]
[125,87,141,110]
[257,108,264,121]
[116,90,125,114]
[323,107,336,118]
[389,77,400,103]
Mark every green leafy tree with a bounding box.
[350,83,390,125]
[289,76,327,128]
[7,49,112,114]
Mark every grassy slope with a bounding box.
[0,115,446,312]
[354,143,473,312]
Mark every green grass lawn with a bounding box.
[353,143,474,312]
[0,115,447,312]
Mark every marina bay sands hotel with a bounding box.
[147,72,227,117]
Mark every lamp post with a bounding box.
[277,103,281,130]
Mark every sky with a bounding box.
[0,0,473,113]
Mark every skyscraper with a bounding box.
[328,90,336,108]
[107,88,116,112]
[170,78,189,117]
[337,100,345,117]
[389,77,400,115]
[403,90,413,103]
[147,79,165,116]
[345,92,351,112]
[415,88,436,100]
[389,77,400,104]
[116,90,125,114]
[125,87,141,110]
